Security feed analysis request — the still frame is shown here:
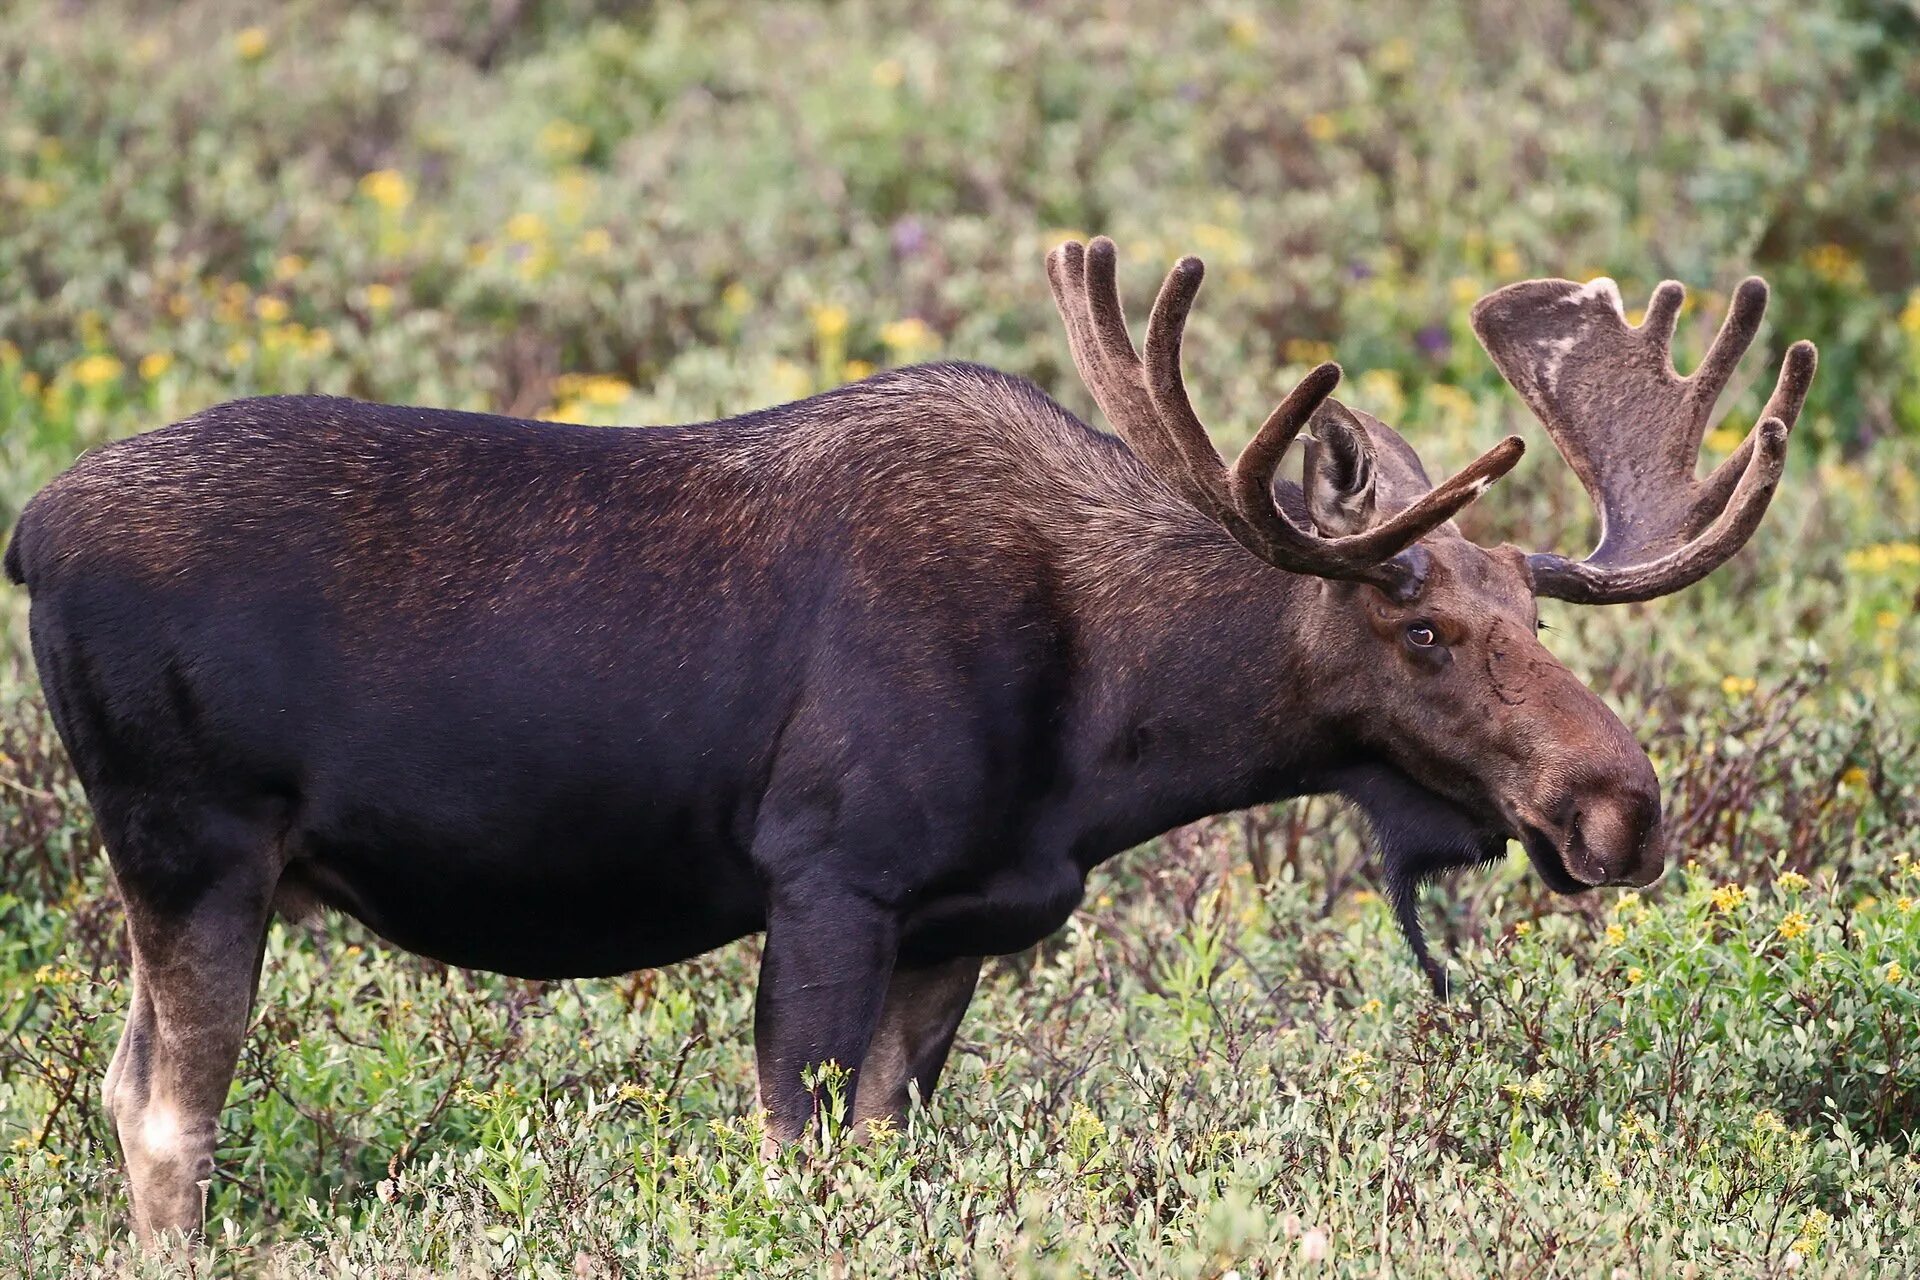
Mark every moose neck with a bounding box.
[1053,511,1361,865]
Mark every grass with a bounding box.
[1,0,1918,1274]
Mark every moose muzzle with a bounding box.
[1520,763,1666,891]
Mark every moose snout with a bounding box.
[1521,765,1666,891]
[1561,784,1666,888]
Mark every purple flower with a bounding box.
[891,217,927,259]
[1347,261,1375,282]
[1414,325,1451,358]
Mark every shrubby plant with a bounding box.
[0,0,1916,1274]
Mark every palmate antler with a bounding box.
[1047,238,1525,598]
[1471,275,1818,605]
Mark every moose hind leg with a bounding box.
[101,803,277,1243]
[851,955,981,1132]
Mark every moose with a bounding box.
[5,237,1813,1240]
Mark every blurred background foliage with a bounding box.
[1,0,1918,1275]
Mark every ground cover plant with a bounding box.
[1,0,1918,1274]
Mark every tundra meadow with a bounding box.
[3,1,1920,1275]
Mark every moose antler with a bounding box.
[1047,238,1524,596]
[1471,275,1817,605]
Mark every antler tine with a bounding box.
[1471,273,1817,606]
[1530,415,1790,604]
[1695,338,1817,515]
[1096,241,1240,524]
[1639,281,1685,354]
[1138,261,1523,577]
[1050,237,1521,594]
[1221,364,1525,575]
[1044,242,1108,419]
[1685,277,1770,417]
[1046,239,1232,527]
[1046,242,1151,455]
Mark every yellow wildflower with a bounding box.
[1355,368,1405,418]
[880,316,938,358]
[1885,962,1904,984]
[1844,543,1920,573]
[1605,923,1626,945]
[1752,1109,1785,1137]
[1423,385,1475,427]
[137,352,172,380]
[1721,675,1757,698]
[274,254,306,281]
[363,283,395,311]
[1513,920,1533,937]
[504,212,546,243]
[1492,246,1523,278]
[1358,998,1383,1015]
[1191,222,1246,258]
[1777,911,1809,941]
[255,296,289,324]
[537,119,592,161]
[579,376,631,406]
[1841,766,1869,788]
[1878,610,1902,630]
[1625,966,1645,986]
[1283,337,1335,365]
[870,59,905,89]
[812,304,850,339]
[1305,113,1337,142]
[1776,870,1810,893]
[358,169,411,212]
[843,360,875,381]
[71,353,123,387]
[722,282,753,315]
[771,359,812,401]
[1450,276,1483,305]
[1705,425,1745,454]
[1900,288,1920,337]
[233,27,269,61]
[579,227,613,256]
[1802,242,1864,288]
[1375,36,1413,73]
[1793,1207,1832,1258]
[1710,883,1747,913]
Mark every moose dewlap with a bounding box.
[2,236,1813,1242]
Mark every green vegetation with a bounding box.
[2,0,1918,1274]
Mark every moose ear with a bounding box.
[1303,401,1378,537]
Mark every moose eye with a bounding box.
[1405,622,1438,649]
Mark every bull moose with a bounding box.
[4,237,1814,1240]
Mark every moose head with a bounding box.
[1047,238,1816,989]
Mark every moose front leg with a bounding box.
[851,955,982,1133]
[751,894,898,1145]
